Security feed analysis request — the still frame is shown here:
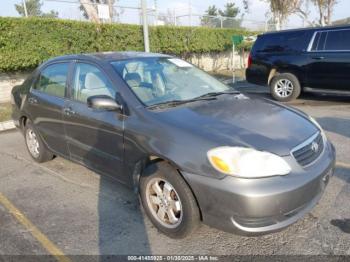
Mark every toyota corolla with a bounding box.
[11,52,336,238]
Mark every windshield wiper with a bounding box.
[194,90,239,100]
[147,97,216,109]
[147,89,239,109]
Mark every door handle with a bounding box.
[28,97,38,104]
[311,56,325,60]
[63,107,76,116]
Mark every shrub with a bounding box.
[0,17,253,72]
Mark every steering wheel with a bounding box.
[166,82,183,95]
[139,82,153,89]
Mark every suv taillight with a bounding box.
[247,53,252,68]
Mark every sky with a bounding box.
[1,0,350,29]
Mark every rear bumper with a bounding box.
[245,68,268,86]
[182,141,335,235]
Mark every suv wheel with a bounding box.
[139,162,200,238]
[24,120,54,163]
[270,73,301,102]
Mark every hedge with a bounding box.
[0,17,253,72]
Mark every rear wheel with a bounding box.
[140,162,200,238]
[270,73,301,102]
[24,120,54,163]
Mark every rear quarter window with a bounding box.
[252,31,312,53]
[325,29,350,51]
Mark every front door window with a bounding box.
[72,63,116,103]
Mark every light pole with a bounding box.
[154,0,158,26]
[22,0,28,17]
[141,0,150,52]
[188,0,192,26]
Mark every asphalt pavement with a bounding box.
[0,86,350,257]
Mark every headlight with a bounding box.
[207,147,291,178]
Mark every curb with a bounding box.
[0,120,16,132]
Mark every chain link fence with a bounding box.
[11,0,273,31]
[174,14,269,31]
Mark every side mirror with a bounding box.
[87,95,123,112]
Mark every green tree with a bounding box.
[219,3,240,17]
[201,2,242,28]
[15,0,58,17]
[200,5,220,27]
[219,2,242,28]
[206,5,219,16]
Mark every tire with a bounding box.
[270,73,301,102]
[24,120,54,163]
[139,162,200,238]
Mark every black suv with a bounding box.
[246,25,350,101]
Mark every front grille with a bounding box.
[292,132,324,167]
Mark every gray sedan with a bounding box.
[11,52,335,238]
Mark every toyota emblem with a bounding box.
[311,141,319,153]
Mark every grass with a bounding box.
[0,103,12,122]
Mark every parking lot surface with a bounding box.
[1,85,350,256]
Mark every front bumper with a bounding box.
[182,141,336,235]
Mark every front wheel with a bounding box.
[139,162,200,238]
[270,73,301,102]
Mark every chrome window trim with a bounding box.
[307,31,318,52]
[290,131,325,168]
[307,28,350,52]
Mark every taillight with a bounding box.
[247,53,252,68]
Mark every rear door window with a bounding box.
[324,29,350,51]
[311,32,321,50]
[34,63,69,97]
[253,31,311,53]
[310,32,328,51]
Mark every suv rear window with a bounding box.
[252,31,311,53]
[325,29,350,51]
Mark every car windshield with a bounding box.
[111,57,232,107]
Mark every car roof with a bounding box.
[49,51,171,62]
[45,51,172,64]
[261,24,350,36]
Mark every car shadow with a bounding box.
[81,124,153,258]
[329,166,350,234]
[298,92,350,104]
[232,82,350,105]
[97,176,151,258]
[330,219,350,234]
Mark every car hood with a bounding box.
[152,94,318,156]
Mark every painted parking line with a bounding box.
[336,161,350,169]
[0,192,71,262]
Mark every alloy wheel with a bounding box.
[275,79,294,98]
[26,128,40,158]
[145,178,183,228]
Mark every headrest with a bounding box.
[85,72,105,90]
[124,73,141,87]
[49,75,66,84]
